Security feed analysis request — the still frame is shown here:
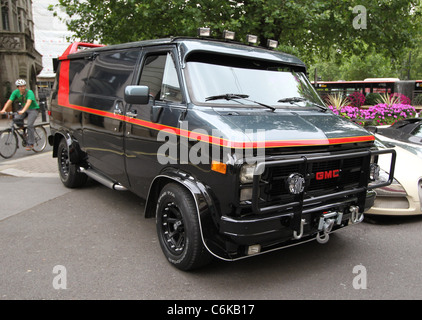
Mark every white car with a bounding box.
[366,134,422,216]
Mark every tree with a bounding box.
[51,0,421,65]
[309,47,396,81]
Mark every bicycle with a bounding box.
[0,112,48,159]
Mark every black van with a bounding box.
[49,36,396,270]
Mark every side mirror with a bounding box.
[124,85,150,104]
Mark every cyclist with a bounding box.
[1,79,40,150]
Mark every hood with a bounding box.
[185,107,375,149]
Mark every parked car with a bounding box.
[366,135,422,216]
[375,118,422,148]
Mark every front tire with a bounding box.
[57,138,87,188]
[156,183,212,271]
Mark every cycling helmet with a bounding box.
[15,79,26,86]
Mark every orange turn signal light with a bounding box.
[211,161,227,174]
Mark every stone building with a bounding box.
[0,0,42,108]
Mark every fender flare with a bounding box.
[145,169,235,261]
[51,131,85,164]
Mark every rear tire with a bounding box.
[156,183,213,271]
[57,138,87,188]
[0,129,18,159]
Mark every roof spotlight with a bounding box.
[246,34,258,45]
[197,27,211,37]
[223,30,235,41]
[267,39,278,49]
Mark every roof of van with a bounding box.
[63,37,306,67]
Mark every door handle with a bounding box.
[126,111,137,118]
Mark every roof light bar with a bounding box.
[246,34,258,45]
[223,30,235,41]
[267,39,278,49]
[197,27,211,37]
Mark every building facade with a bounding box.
[0,0,42,107]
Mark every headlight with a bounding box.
[240,164,256,184]
[374,169,406,197]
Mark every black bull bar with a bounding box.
[250,149,396,233]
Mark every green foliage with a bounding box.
[376,93,401,106]
[365,93,381,106]
[324,93,350,110]
[50,0,422,65]
[309,47,400,81]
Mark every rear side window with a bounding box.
[86,49,140,97]
[69,59,93,94]
[69,59,93,105]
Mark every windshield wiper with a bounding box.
[206,94,275,111]
[278,97,328,112]
[206,94,249,101]
[277,97,307,103]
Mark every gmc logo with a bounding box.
[316,169,340,180]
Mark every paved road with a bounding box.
[1,152,422,302]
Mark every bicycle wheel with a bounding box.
[32,126,47,152]
[0,129,18,159]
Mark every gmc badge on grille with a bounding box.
[316,169,340,180]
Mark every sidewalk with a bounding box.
[0,151,57,178]
[0,113,56,178]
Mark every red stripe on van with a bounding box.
[56,68,375,149]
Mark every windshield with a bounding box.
[185,61,325,109]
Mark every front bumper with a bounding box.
[220,199,362,246]
[219,149,395,248]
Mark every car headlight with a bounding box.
[374,169,406,197]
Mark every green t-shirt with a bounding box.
[9,89,39,110]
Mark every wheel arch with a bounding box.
[144,171,213,219]
[51,131,68,158]
[145,169,233,261]
[51,131,85,164]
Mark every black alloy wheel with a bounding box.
[57,138,87,188]
[156,183,212,271]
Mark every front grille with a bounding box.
[250,148,396,216]
[260,154,366,204]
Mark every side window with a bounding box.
[86,49,140,97]
[69,59,92,94]
[69,59,93,105]
[161,54,182,102]
[139,53,182,103]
